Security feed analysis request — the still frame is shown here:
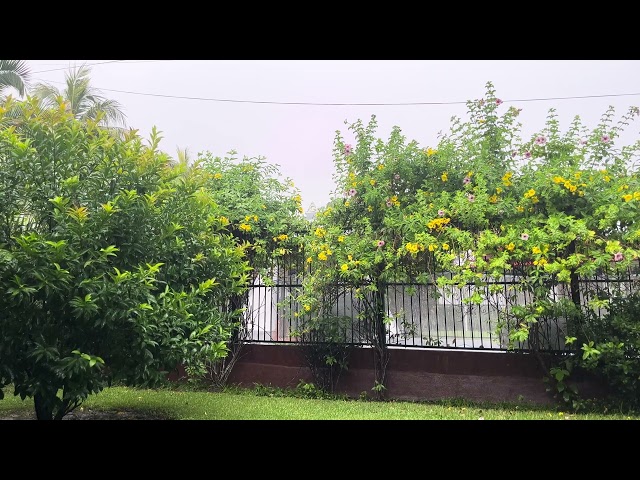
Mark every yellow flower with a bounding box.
[219,216,229,226]
[506,242,515,251]
[574,172,582,179]
[306,257,313,263]
[314,227,326,238]
[239,223,251,232]
[442,243,450,250]
[405,243,419,254]
[348,254,353,261]
[427,148,437,156]
[441,172,448,182]
[341,264,349,272]
[524,189,536,199]
[634,192,640,200]
[367,206,373,212]
[345,200,350,207]
[338,235,345,242]
[516,206,524,212]
[502,172,513,187]
[213,173,223,180]
[304,305,311,312]
[370,179,376,186]
[428,244,438,252]
[276,234,288,241]
[293,194,302,204]
[427,217,451,231]
[325,249,333,256]
[569,185,577,193]
[489,194,498,203]
[534,258,547,266]
[318,252,328,261]
[532,246,542,254]
[496,187,503,194]
[603,175,611,182]
[532,196,539,203]
[261,204,267,209]
[623,194,633,202]
[378,164,385,170]
[552,176,564,184]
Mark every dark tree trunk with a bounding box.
[34,393,55,421]
[372,278,389,400]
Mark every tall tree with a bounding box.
[33,65,126,128]
[0,60,30,97]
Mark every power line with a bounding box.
[30,78,640,106]
[31,60,126,74]
[28,60,171,69]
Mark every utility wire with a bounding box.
[31,79,640,106]
[32,60,126,74]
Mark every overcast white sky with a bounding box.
[22,60,640,211]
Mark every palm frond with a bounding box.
[84,99,127,127]
[0,60,31,96]
[32,83,63,109]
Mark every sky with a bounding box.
[20,60,640,211]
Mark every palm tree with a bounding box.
[0,60,30,97]
[33,65,126,128]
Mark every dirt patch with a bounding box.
[1,408,168,420]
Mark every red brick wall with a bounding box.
[226,344,599,406]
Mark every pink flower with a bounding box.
[348,188,357,197]
[613,252,624,262]
[468,194,475,202]
[394,174,400,180]
[520,233,529,241]
[524,151,532,159]
[377,240,385,248]
[438,209,445,217]
[463,176,471,185]
[535,136,547,146]
[495,98,503,105]
[580,139,587,145]
[511,150,518,157]
[601,135,611,144]
[344,144,353,155]
[386,200,393,207]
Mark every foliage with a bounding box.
[192,151,309,386]
[293,314,353,393]
[0,60,30,97]
[565,291,640,411]
[33,65,127,128]
[297,81,640,400]
[0,99,249,419]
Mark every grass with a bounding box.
[1,384,639,420]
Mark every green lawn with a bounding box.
[1,385,638,420]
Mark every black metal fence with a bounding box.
[242,254,640,353]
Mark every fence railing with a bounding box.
[241,254,640,353]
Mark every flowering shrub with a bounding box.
[197,151,309,386]
[298,81,640,398]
